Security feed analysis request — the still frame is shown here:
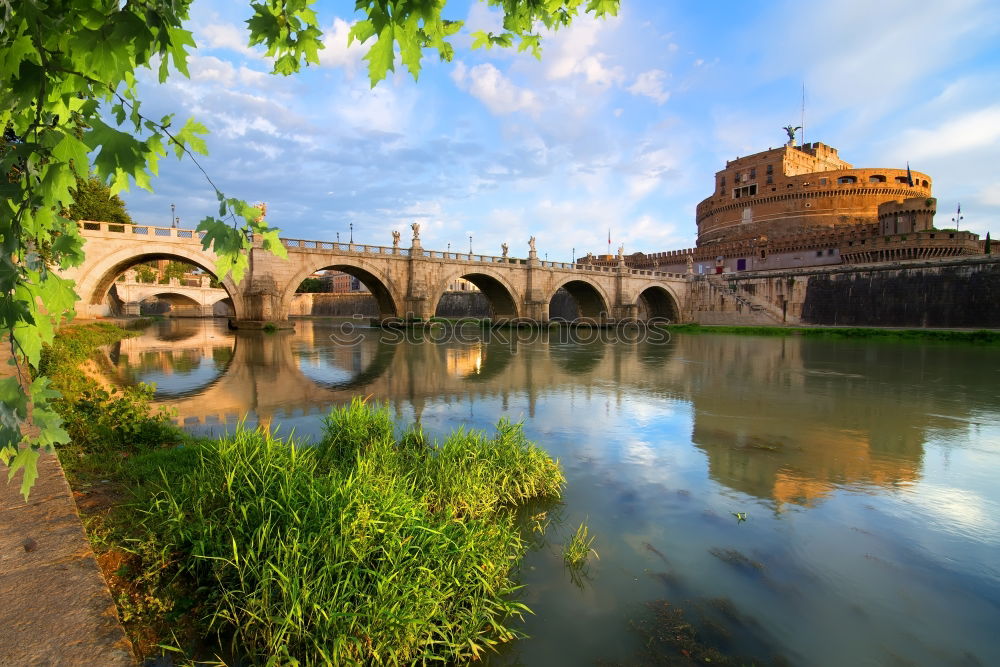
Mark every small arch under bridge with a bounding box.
[63,221,693,326]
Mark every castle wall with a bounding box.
[695,143,932,246]
[688,256,1000,328]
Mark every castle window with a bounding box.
[838,176,857,184]
[766,164,773,174]
[895,176,909,184]
[828,249,835,256]
[869,174,886,184]
[819,177,827,185]
[766,175,773,184]
[816,250,823,257]
[787,183,793,189]
[750,168,756,180]
[922,179,929,187]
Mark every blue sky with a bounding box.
[122,0,1000,261]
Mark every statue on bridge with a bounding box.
[392,230,400,248]
[410,222,420,241]
[501,242,509,258]
[528,236,536,253]
[617,243,624,260]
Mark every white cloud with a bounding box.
[628,69,670,104]
[199,23,262,59]
[627,147,678,199]
[890,106,1000,161]
[319,18,366,73]
[766,0,992,122]
[189,56,269,89]
[331,83,411,134]
[543,14,625,87]
[454,63,539,115]
[977,183,1000,207]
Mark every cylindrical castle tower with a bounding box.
[695,141,932,246]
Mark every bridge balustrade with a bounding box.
[81,221,207,240]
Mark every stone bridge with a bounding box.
[64,221,692,326]
[113,271,231,317]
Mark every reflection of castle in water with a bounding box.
[102,320,994,509]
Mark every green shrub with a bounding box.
[134,400,565,664]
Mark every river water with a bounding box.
[100,319,1000,666]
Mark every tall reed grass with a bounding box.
[134,399,564,664]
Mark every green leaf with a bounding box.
[173,118,210,157]
[7,446,40,501]
[365,24,396,87]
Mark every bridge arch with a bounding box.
[282,258,404,320]
[137,291,201,316]
[76,246,245,319]
[547,277,612,322]
[633,285,682,323]
[431,268,522,320]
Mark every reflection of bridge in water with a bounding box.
[100,321,991,510]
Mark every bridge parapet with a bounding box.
[80,220,206,242]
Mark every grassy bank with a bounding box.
[40,324,566,663]
[666,323,1000,343]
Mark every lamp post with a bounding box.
[447,242,450,254]
[572,247,575,264]
[350,222,354,243]
[170,203,176,228]
[952,203,963,230]
[469,233,473,255]
[336,232,340,243]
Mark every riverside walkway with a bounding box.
[0,354,132,666]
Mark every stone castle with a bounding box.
[582,132,983,274]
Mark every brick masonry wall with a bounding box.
[800,261,1000,327]
[694,257,1000,328]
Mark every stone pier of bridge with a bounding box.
[61,221,693,326]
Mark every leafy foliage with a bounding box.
[158,261,190,284]
[134,264,159,284]
[133,400,564,663]
[295,276,327,292]
[1,0,619,495]
[66,176,134,225]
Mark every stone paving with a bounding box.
[1,448,133,664]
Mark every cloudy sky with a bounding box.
[121,0,1000,261]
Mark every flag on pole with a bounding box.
[906,162,914,187]
[608,228,611,253]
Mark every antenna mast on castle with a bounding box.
[801,83,806,146]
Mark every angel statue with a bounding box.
[528,236,536,252]
[501,242,509,257]
[410,221,420,240]
[783,125,802,145]
[391,230,401,247]
[617,243,624,259]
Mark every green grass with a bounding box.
[37,323,182,465]
[128,399,564,664]
[666,323,1000,343]
[562,522,597,568]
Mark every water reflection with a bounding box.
[99,319,1000,666]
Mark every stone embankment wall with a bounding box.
[289,290,580,320]
[690,256,1000,328]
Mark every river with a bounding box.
[99,318,1000,666]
